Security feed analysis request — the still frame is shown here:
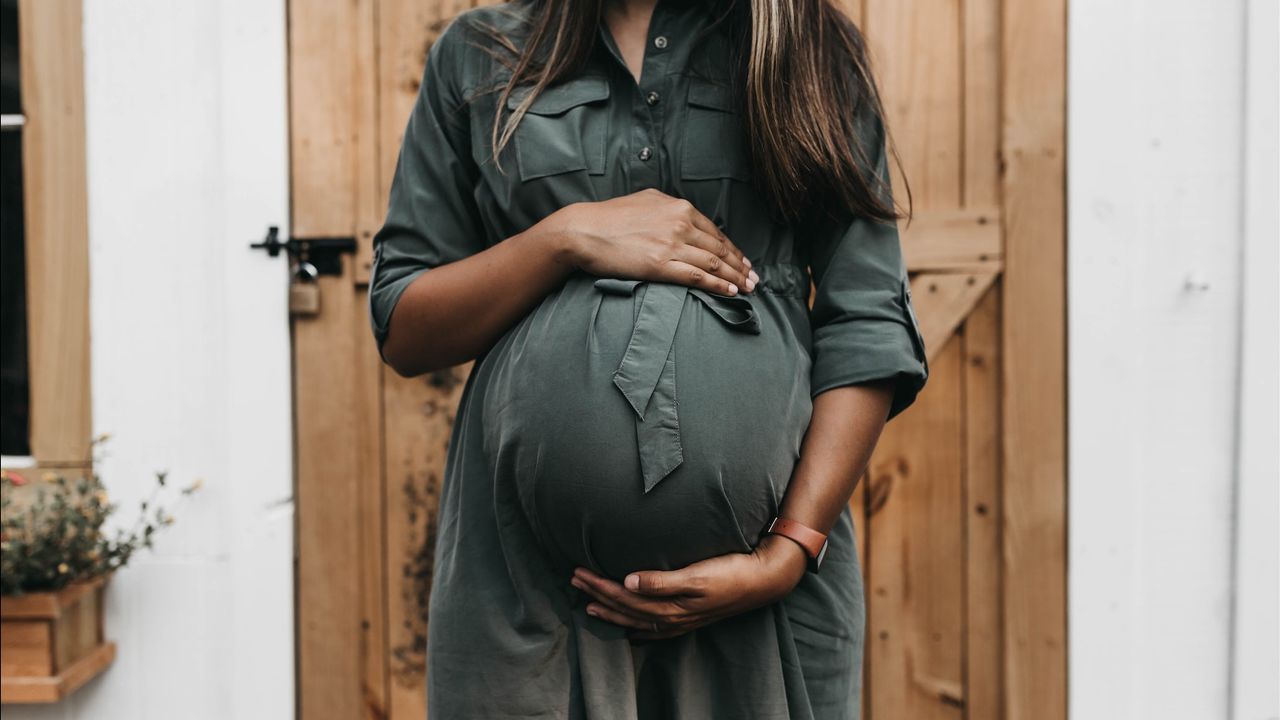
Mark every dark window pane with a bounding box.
[0,0,17,115]
[1,0,28,456]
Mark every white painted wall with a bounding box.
[1231,1,1280,718]
[5,1,294,719]
[1069,1,1279,720]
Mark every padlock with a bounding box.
[289,260,321,317]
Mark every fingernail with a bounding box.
[727,283,738,295]
[586,605,600,618]
[743,257,753,269]
[570,578,585,591]
[749,270,759,284]
[745,277,756,292]
[625,575,640,591]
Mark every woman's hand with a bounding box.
[549,188,759,296]
[570,533,808,641]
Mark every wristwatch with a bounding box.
[765,516,829,574]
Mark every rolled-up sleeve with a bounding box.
[807,111,928,420]
[368,18,487,365]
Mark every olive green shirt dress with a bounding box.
[367,2,928,718]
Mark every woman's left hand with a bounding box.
[570,533,809,641]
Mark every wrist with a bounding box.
[534,202,586,271]
[755,533,808,589]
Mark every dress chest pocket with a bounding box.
[681,78,752,182]
[506,76,611,182]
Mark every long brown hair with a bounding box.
[468,0,909,225]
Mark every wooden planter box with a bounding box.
[1,576,116,703]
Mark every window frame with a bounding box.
[1,0,92,470]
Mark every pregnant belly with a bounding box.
[480,272,814,579]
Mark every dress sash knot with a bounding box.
[593,277,761,493]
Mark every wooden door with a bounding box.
[286,1,1065,719]
[847,1,1067,719]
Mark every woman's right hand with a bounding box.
[548,188,758,295]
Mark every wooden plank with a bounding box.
[901,208,1003,272]
[0,576,105,620]
[52,586,99,674]
[868,339,966,720]
[864,0,963,210]
[1000,0,1068,714]
[909,271,999,364]
[18,0,92,465]
[353,288,389,720]
[376,3,437,718]
[289,0,382,716]
[382,363,470,720]
[963,0,1002,208]
[0,642,115,704]
[293,279,365,720]
[0,621,53,677]
[963,285,1003,720]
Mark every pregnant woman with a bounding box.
[368,0,928,717]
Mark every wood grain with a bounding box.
[868,339,967,720]
[1000,0,1068,715]
[901,209,1003,273]
[18,0,92,465]
[864,0,963,210]
[963,0,1002,208]
[964,285,1004,720]
[0,642,115,704]
[0,578,113,703]
[290,0,384,717]
[354,286,389,720]
[909,271,1000,364]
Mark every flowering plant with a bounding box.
[0,435,202,596]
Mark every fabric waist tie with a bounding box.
[593,278,761,493]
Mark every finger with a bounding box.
[574,578,666,623]
[660,260,741,296]
[681,207,750,271]
[674,224,753,291]
[630,603,733,643]
[625,567,707,598]
[572,570,687,621]
[586,602,656,631]
[670,245,751,294]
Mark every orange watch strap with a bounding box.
[766,517,827,560]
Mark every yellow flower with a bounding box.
[57,563,69,574]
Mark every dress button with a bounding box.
[653,35,668,49]
[645,90,661,106]
[638,146,653,161]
